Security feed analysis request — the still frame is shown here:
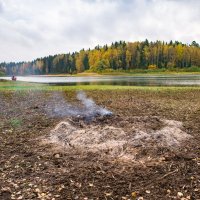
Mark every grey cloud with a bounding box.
[0,0,200,62]
[0,0,4,13]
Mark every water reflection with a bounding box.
[1,75,200,86]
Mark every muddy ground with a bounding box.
[0,89,199,200]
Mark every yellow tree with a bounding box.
[75,50,87,73]
[125,49,132,69]
[176,44,184,67]
[88,50,101,71]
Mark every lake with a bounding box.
[1,75,200,86]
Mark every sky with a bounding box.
[0,0,199,62]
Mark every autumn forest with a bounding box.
[1,40,200,75]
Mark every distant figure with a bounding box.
[12,75,17,81]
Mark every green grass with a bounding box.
[0,81,45,90]
[0,80,200,92]
[10,118,22,128]
[15,67,200,77]
[95,67,200,76]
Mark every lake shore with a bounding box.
[29,71,200,77]
[1,74,200,88]
[0,86,199,199]
[2,69,200,78]
[1,80,200,91]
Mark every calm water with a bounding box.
[1,75,200,86]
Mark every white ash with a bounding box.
[44,118,192,159]
[49,121,127,156]
[132,120,192,147]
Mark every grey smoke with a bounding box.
[47,91,112,119]
[77,91,112,117]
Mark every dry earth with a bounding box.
[0,89,200,200]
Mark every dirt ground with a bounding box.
[0,89,199,200]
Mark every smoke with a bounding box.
[47,91,112,119]
[77,91,112,117]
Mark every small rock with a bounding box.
[41,193,46,197]
[35,188,40,193]
[177,192,183,197]
[54,154,60,158]
[89,183,94,187]
[16,191,21,195]
[104,192,112,196]
[131,191,137,198]
[146,190,151,194]
[167,189,171,193]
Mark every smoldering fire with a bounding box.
[46,91,112,120]
[41,92,192,161]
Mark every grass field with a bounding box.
[1,80,200,92]
[87,67,200,76]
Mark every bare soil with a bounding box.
[0,90,200,200]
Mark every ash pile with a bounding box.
[42,91,192,161]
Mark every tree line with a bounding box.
[1,40,200,75]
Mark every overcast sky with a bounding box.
[0,0,199,62]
